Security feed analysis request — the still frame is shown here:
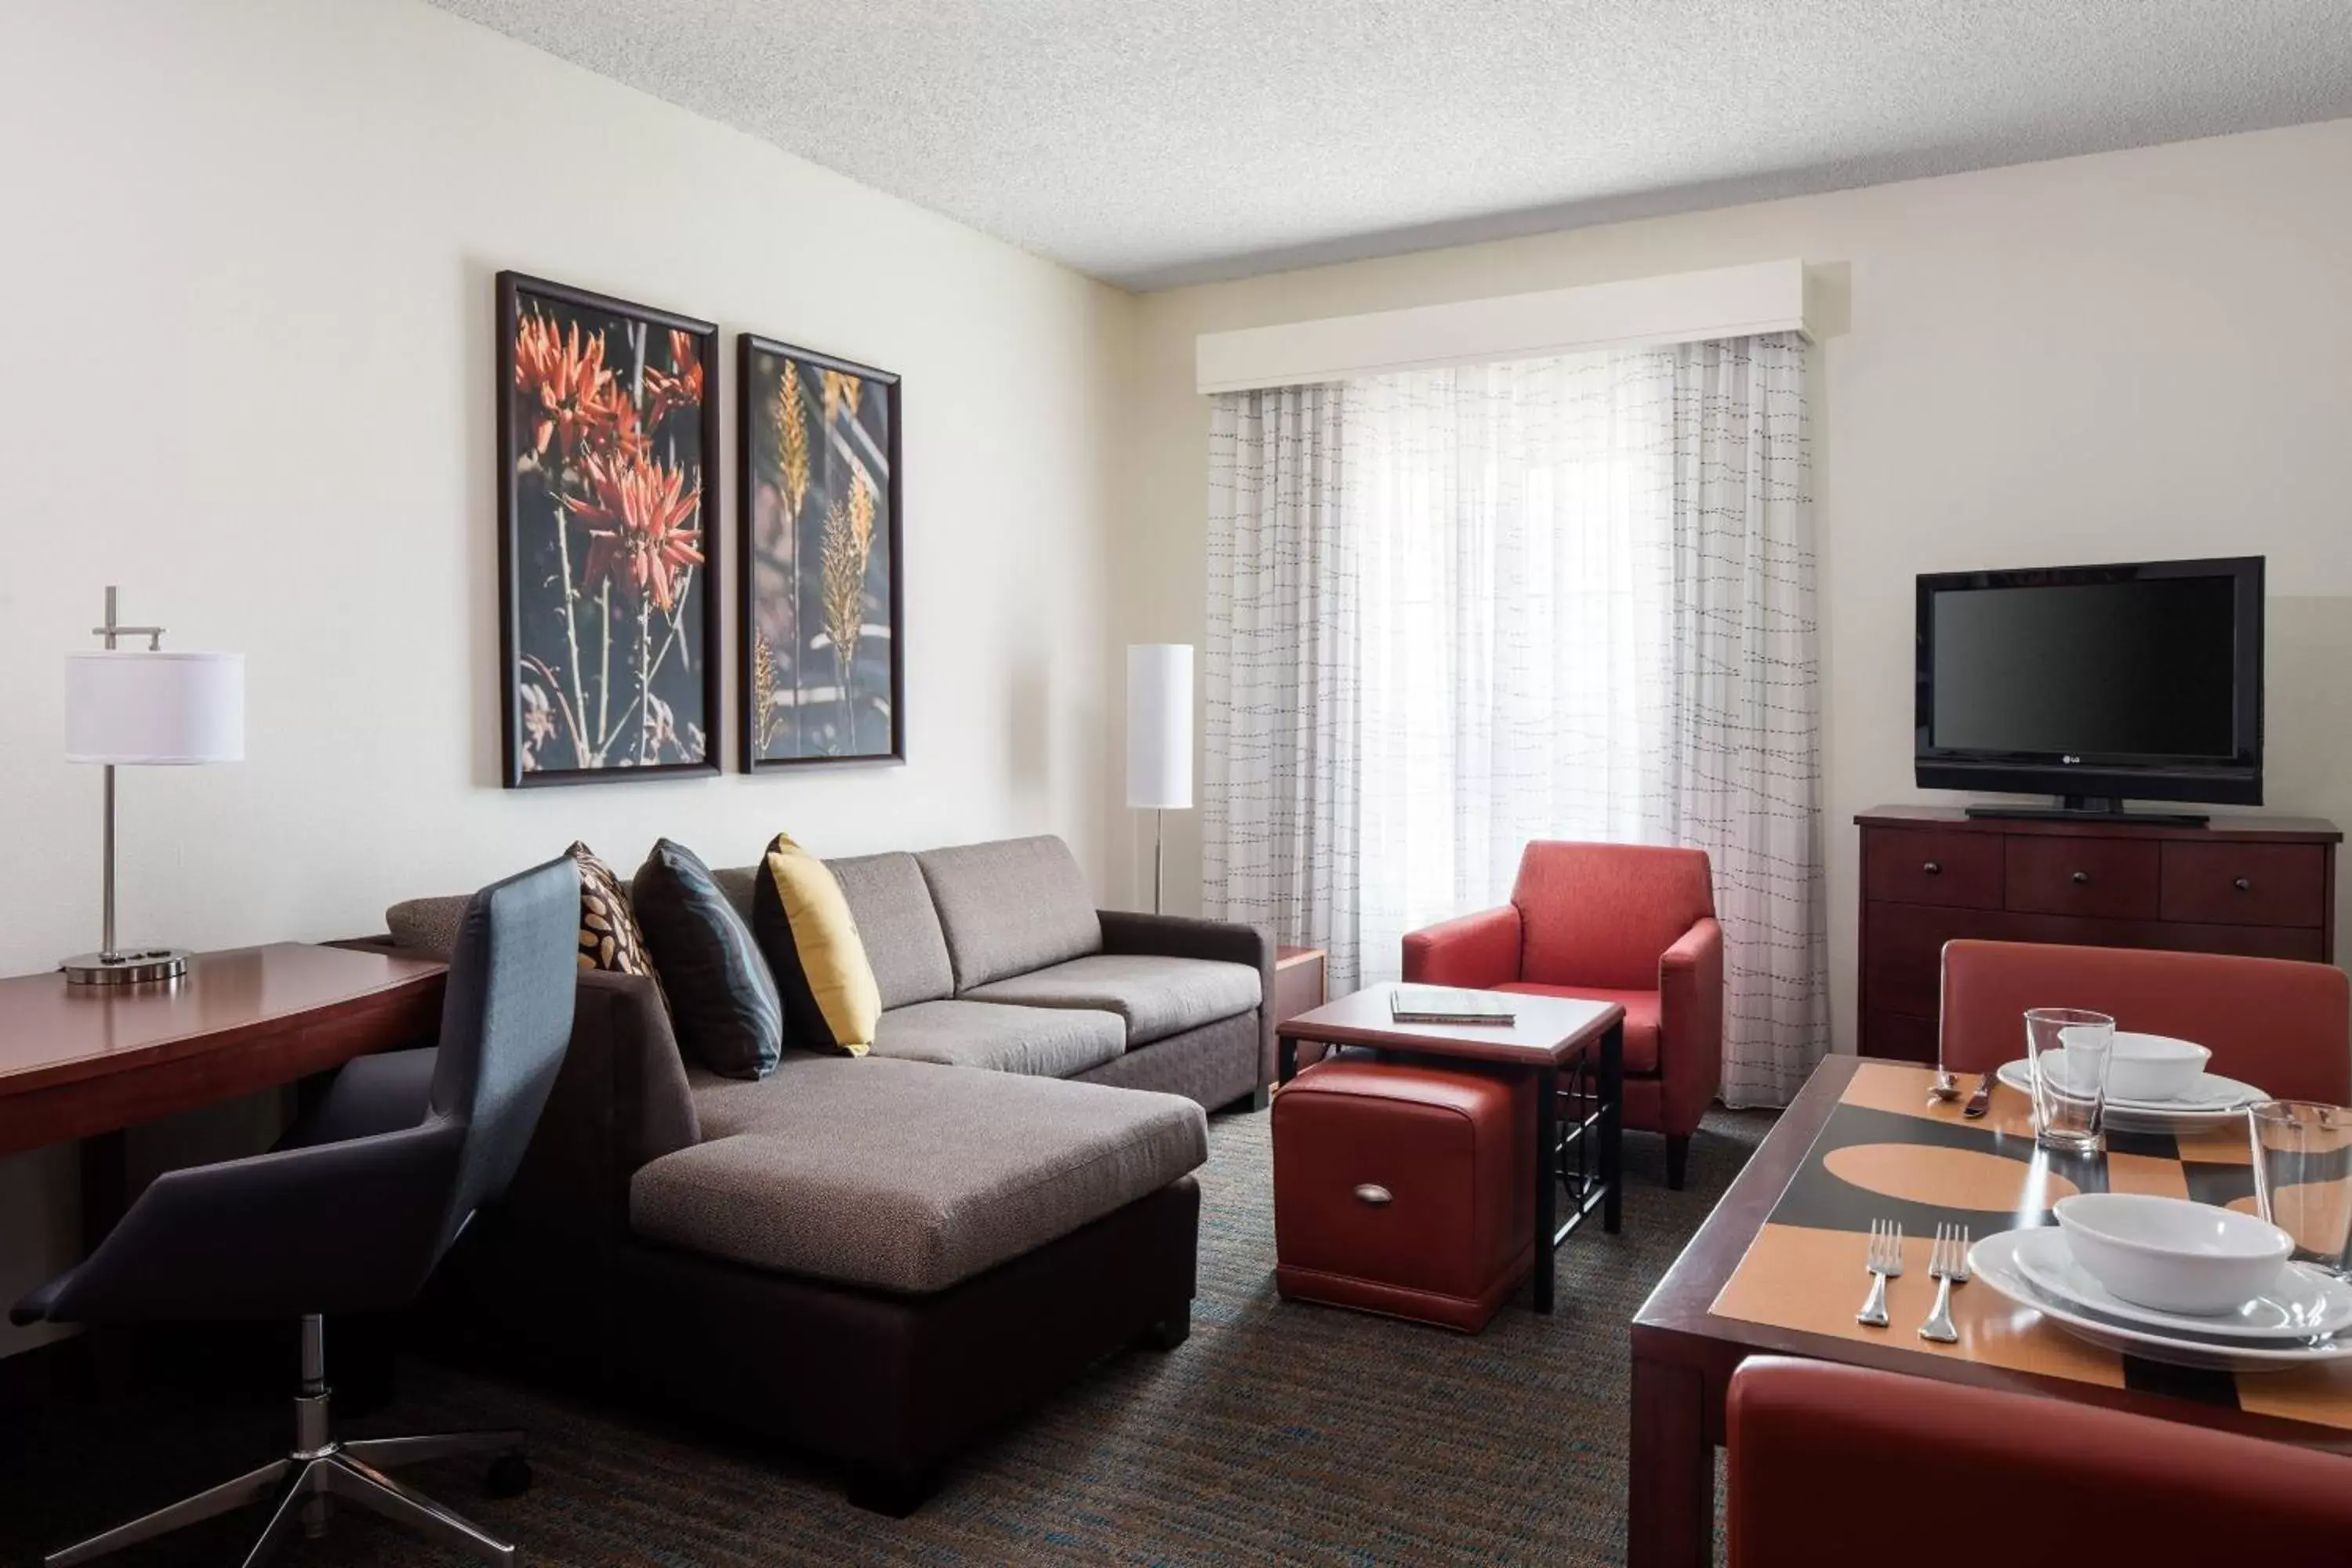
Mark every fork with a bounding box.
[1856,1218,1904,1328]
[1918,1222,1973,1344]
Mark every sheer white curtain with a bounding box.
[1204,334,1826,1107]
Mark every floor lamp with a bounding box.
[1127,644,1192,915]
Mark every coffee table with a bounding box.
[1276,982,1624,1313]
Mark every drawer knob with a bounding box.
[2070,870,2090,885]
[1921,860,1941,876]
[1353,1183,1392,1207]
[2234,877,2252,892]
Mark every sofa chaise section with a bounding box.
[642,1057,1207,1293]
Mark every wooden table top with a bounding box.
[1278,982,1622,1068]
[0,943,447,1101]
[1636,1054,2352,1450]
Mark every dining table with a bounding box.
[1629,1053,2352,1568]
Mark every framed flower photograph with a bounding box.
[497,272,720,786]
[739,334,904,769]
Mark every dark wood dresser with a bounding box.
[1856,806,2341,1062]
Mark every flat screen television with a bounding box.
[1915,557,2263,822]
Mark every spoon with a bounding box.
[1928,1069,1960,1104]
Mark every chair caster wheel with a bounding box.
[485,1453,533,1499]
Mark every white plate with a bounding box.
[1994,1059,2264,1124]
[2013,1226,2352,1341]
[1970,1229,2352,1372]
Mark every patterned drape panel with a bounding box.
[1203,334,1826,1108]
[1203,384,1359,989]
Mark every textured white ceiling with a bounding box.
[426,0,2352,290]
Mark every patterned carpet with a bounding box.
[0,1107,1769,1566]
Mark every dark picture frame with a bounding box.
[737,333,905,770]
[496,271,721,787]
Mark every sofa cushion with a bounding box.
[753,833,880,1057]
[1494,982,1661,1075]
[633,840,784,1080]
[709,865,757,926]
[964,954,1261,1047]
[634,1057,1206,1294]
[869,999,1124,1078]
[916,836,1102,991]
[386,895,470,959]
[826,851,955,1009]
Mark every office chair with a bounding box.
[12,855,579,1565]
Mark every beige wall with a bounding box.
[0,0,1134,1352]
[1122,118,2352,1040]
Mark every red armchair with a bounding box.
[1940,940,2351,1104]
[1728,1356,2352,1563]
[1402,841,1722,1189]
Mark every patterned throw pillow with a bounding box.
[568,841,651,975]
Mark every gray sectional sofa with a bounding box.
[368,834,1271,1514]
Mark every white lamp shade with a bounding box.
[1126,644,1193,810]
[65,652,245,764]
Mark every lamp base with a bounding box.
[61,948,191,985]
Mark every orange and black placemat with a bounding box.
[1710,1062,2352,1428]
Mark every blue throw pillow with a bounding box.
[632,838,783,1079]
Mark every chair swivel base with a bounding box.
[45,1316,530,1567]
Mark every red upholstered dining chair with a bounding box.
[1727,1356,2352,1564]
[1940,939,2352,1105]
[1401,841,1721,1189]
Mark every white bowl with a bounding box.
[2105,1033,2213,1103]
[2054,1193,2292,1316]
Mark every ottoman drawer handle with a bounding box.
[1353,1183,1393,1207]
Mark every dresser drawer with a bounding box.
[1864,829,2002,909]
[2004,837,2159,920]
[2161,842,2329,928]
[1863,904,2015,1018]
[1861,1008,1939,1065]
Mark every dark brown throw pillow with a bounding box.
[568,841,652,975]
[632,838,784,1080]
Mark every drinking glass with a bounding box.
[2024,1008,2114,1153]
[2249,1100,2352,1277]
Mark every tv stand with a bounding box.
[1853,804,2340,1064]
[1963,795,2210,828]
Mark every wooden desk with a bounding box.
[0,944,447,1243]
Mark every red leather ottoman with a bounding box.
[1272,1058,1534,1332]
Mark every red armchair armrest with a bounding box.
[1656,916,1723,1131]
[1402,906,1522,989]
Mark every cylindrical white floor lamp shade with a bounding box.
[65,652,245,764]
[1126,644,1192,810]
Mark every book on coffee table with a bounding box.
[1388,985,1518,1026]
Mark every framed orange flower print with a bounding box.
[497,273,720,786]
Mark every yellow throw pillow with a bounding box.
[750,833,880,1056]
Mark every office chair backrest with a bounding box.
[428,855,580,1249]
